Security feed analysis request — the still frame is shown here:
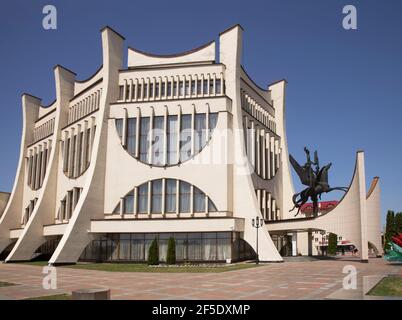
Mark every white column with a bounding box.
[134,78,139,101]
[190,104,195,156]
[266,132,271,179]
[267,193,271,221]
[250,121,255,170]
[292,233,298,256]
[176,106,181,162]
[34,147,40,189]
[175,179,180,217]
[190,185,194,216]
[74,125,81,177]
[161,178,166,216]
[82,121,89,170]
[68,128,75,177]
[256,127,261,176]
[147,181,152,216]
[133,186,138,217]
[262,190,267,219]
[122,108,128,147]
[163,106,168,166]
[270,136,275,178]
[148,107,154,163]
[135,107,141,158]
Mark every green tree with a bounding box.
[166,237,176,265]
[327,233,338,255]
[395,212,402,234]
[148,238,159,265]
[384,210,396,250]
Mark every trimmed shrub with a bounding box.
[148,238,159,265]
[327,233,338,255]
[166,237,176,265]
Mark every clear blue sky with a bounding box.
[0,0,401,227]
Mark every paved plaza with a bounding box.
[0,258,400,300]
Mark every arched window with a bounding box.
[115,112,218,167]
[112,179,218,216]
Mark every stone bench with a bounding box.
[72,288,110,300]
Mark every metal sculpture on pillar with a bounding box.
[252,216,264,264]
[289,147,348,217]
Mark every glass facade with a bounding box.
[116,112,218,167]
[114,179,218,215]
[79,232,255,263]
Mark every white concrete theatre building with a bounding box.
[0,25,382,265]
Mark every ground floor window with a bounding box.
[79,232,255,263]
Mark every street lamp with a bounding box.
[252,216,264,264]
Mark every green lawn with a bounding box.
[0,281,16,287]
[15,260,261,273]
[19,261,49,267]
[25,294,71,300]
[368,276,402,297]
[64,262,260,273]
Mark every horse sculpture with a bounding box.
[289,147,348,217]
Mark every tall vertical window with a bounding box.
[155,83,160,97]
[118,86,124,100]
[71,135,77,176]
[167,115,178,165]
[179,81,184,96]
[185,80,189,95]
[138,183,148,213]
[67,190,73,219]
[180,115,192,162]
[152,116,164,165]
[85,128,90,166]
[165,179,176,213]
[63,138,70,173]
[139,117,150,162]
[149,84,154,98]
[193,187,205,212]
[173,82,177,96]
[161,82,165,96]
[125,85,130,100]
[127,118,136,156]
[197,80,202,94]
[179,181,191,213]
[194,114,206,154]
[167,82,172,96]
[203,80,208,95]
[137,84,142,98]
[27,155,33,186]
[216,79,222,94]
[191,80,196,95]
[151,180,162,213]
[37,151,43,188]
[77,131,83,173]
[43,148,48,181]
[143,84,148,99]
[209,113,218,138]
[124,192,134,213]
[131,84,136,100]
[115,119,123,140]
